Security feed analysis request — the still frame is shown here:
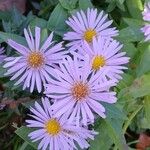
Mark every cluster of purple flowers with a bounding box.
[1,8,130,150]
[141,2,150,41]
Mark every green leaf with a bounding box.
[89,121,113,150]
[144,96,150,124]
[122,42,137,59]
[40,29,49,44]
[47,4,68,36]
[90,103,127,149]
[126,0,143,19]
[2,21,12,33]
[117,73,134,90]
[107,2,116,12]
[116,27,144,42]
[140,117,150,129]
[123,105,143,133]
[59,0,78,10]
[30,17,47,29]
[20,12,35,32]
[90,104,127,150]
[19,142,28,150]
[136,46,150,77]
[117,0,125,4]
[116,1,125,11]
[15,126,37,149]
[123,18,144,28]
[103,118,127,150]
[103,103,127,120]
[0,31,27,46]
[79,0,93,10]
[0,65,6,78]
[128,74,150,98]
[0,11,11,21]
[11,6,23,27]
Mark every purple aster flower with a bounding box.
[0,47,5,63]
[64,8,118,51]
[3,27,65,93]
[141,24,150,41]
[72,37,129,82]
[26,98,97,150]
[44,55,117,126]
[142,2,150,21]
[141,3,150,41]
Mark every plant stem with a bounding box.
[123,105,143,134]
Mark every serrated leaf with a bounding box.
[47,4,68,36]
[79,0,93,10]
[15,126,37,149]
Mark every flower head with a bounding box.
[64,8,118,51]
[141,2,150,41]
[3,27,65,93]
[44,56,117,126]
[73,37,129,82]
[141,24,150,41]
[26,98,97,150]
[142,2,150,21]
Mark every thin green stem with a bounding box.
[123,105,143,134]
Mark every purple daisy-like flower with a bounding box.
[3,27,65,93]
[141,2,150,41]
[142,2,150,21]
[72,37,129,82]
[64,8,118,51]
[141,24,150,41]
[26,98,97,150]
[44,55,117,126]
[0,47,5,63]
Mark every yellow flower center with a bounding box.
[45,119,61,136]
[84,29,97,43]
[28,52,44,68]
[71,82,89,101]
[92,55,106,70]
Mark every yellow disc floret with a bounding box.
[28,52,44,68]
[84,29,97,43]
[45,119,61,136]
[92,55,106,70]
